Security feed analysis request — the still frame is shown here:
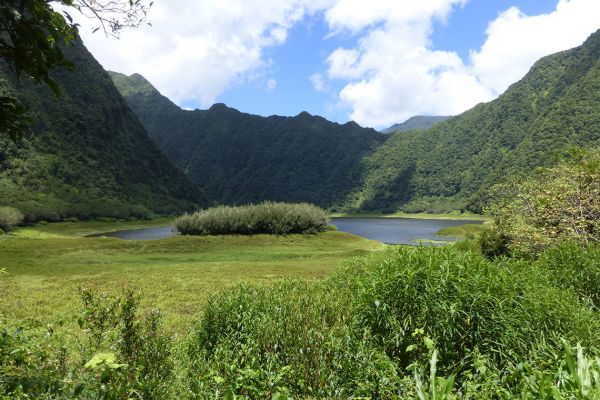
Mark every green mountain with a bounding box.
[0,38,206,221]
[110,71,387,209]
[381,116,449,134]
[111,29,600,215]
[352,28,600,213]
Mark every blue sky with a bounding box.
[217,1,557,124]
[79,0,600,128]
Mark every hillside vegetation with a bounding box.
[112,29,600,215]
[381,115,449,134]
[0,38,206,221]
[110,71,387,209]
[352,28,600,213]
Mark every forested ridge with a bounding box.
[113,28,600,214]
[381,115,449,134]
[2,27,600,218]
[353,28,600,213]
[0,38,206,221]
[110,71,387,209]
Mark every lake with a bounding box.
[90,217,483,245]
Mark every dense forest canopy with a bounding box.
[0,0,152,141]
[351,28,600,213]
[0,39,206,221]
[112,28,600,214]
[110,71,387,210]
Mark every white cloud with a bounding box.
[323,0,478,127]
[72,0,600,127]
[309,73,326,92]
[266,78,277,91]
[470,0,600,95]
[324,0,600,128]
[74,0,333,107]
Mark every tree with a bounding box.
[483,148,600,257]
[0,0,152,141]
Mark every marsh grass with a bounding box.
[0,223,380,331]
[176,202,329,235]
[184,244,600,398]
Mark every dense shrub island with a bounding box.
[175,202,329,235]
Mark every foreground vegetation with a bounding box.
[176,202,329,236]
[3,152,600,398]
[2,242,600,398]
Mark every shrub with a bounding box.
[486,148,600,257]
[343,246,599,373]
[0,206,23,231]
[477,224,509,259]
[185,245,600,398]
[176,202,329,235]
[187,281,406,398]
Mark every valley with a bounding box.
[1,3,600,398]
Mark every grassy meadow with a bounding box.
[0,219,382,331]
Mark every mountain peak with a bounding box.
[209,103,230,111]
[381,115,450,134]
[108,71,158,97]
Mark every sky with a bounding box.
[74,0,600,129]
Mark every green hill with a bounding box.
[353,28,600,213]
[110,29,600,215]
[381,115,449,134]
[0,38,206,221]
[109,71,387,209]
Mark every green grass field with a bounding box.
[0,220,383,332]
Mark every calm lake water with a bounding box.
[90,218,483,245]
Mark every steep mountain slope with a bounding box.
[110,71,387,209]
[353,28,600,213]
[0,38,206,221]
[381,116,449,134]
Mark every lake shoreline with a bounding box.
[330,211,490,221]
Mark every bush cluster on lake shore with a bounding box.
[175,202,329,236]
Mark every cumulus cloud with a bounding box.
[73,0,600,127]
[324,0,600,128]
[75,0,333,106]
[309,73,326,92]
[470,0,600,95]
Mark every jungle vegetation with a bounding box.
[0,39,206,221]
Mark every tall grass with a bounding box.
[175,202,329,235]
[185,245,600,398]
[3,244,600,398]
